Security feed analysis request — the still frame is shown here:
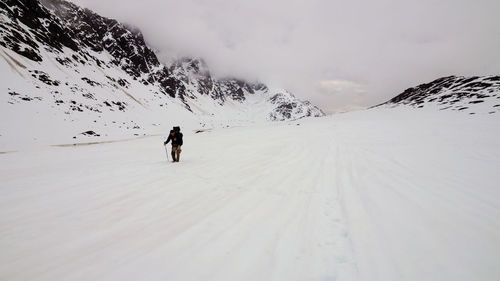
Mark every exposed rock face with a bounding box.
[41,0,172,94]
[1,0,324,124]
[268,91,324,121]
[379,76,500,114]
[0,0,78,61]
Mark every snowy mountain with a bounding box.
[0,0,323,147]
[378,75,500,114]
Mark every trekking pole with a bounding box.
[164,144,169,161]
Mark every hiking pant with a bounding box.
[172,145,181,162]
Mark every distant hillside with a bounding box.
[378,76,500,115]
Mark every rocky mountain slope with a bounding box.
[0,0,323,147]
[378,75,500,115]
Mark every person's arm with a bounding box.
[164,135,171,145]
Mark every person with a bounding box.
[164,127,183,162]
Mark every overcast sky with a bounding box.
[71,0,500,113]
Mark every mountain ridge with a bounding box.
[0,0,324,147]
[377,75,500,114]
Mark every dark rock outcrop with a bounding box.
[378,75,500,114]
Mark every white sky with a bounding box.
[71,0,500,113]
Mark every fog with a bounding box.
[71,0,500,112]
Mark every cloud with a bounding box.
[71,0,500,113]
[318,80,366,96]
[317,80,367,113]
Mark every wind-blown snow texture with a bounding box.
[0,0,323,148]
[1,108,499,281]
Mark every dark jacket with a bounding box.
[165,132,183,146]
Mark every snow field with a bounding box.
[1,108,499,281]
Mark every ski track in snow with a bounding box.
[1,109,499,281]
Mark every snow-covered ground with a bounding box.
[1,108,499,281]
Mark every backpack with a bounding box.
[177,133,183,146]
[173,126,183,145]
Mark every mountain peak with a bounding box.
[0,0,324,145]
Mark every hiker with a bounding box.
[163,127,183,162]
